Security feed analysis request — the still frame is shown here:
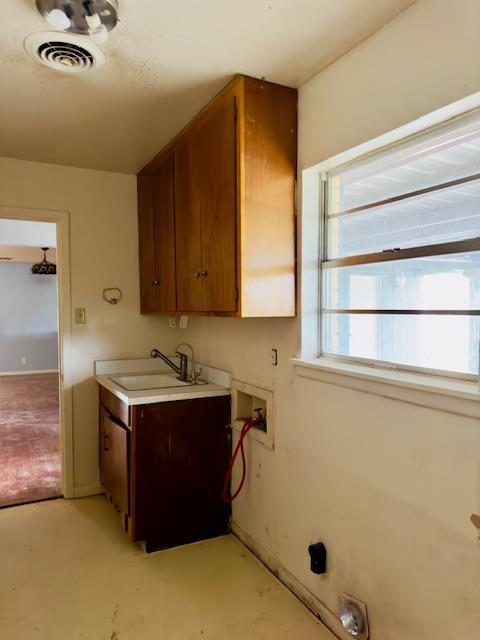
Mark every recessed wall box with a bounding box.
[231,380,274,449]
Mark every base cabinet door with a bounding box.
[132,396,231,552]
[99,386,231,553]
[99,406,129,515]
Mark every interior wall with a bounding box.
[0,263,58,373]
[182,1,480,639]
[0,158,176,495]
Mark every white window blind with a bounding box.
[321,109,480,378]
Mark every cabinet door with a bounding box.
[137,154,176,313]
[99,404,109,489]
[153,154,176,311]
[99,407,129,515]
[175,94,237,312]
[133,396,231,549]
[174,138,205,311]
[138,171,157,312]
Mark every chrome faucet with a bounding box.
[150,348,189,382]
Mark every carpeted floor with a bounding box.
[0,373,61,507]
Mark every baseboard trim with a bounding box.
[231,521,343,639]
[73,483,103,498]
[0,369,59,376]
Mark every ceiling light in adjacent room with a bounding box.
[31,247,57,275]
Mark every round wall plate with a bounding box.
[339,594,369,640]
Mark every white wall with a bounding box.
[0,158,176,495]
[0,263,58,372]
[182,1,480,639]
[299,0,480,170]
[0,0,478,635]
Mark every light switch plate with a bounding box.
[75,308,86,324]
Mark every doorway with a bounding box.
[0,208,73,505]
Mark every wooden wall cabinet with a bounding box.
[98,385,232,552]
[138,75,297,317]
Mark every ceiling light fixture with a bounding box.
[45,7,72,30]
[35,1,119,42]
[31,247,57,275]
[83,1,108,43]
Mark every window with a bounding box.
[321,109,480,378]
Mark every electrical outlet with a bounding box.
[75,308,86,324]
[271,348,278,366]
[21,357,26,365]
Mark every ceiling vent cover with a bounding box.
[24,32,105,73]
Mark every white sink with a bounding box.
[110,372,205,391]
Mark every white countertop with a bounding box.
[94,357,231,406]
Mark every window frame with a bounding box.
[317,110,480,382]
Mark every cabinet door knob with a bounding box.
[152,280,159,286]
[194,272,201,278]
[201,271,208,277]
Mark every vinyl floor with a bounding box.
[0,495,335,639]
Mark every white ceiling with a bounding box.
[0,0,416,174]
[0,220,56,247]
[0,245,57,264]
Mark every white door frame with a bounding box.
[0,205,74,499]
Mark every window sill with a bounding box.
[289,357,480,419]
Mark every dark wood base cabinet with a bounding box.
[99,386,231,552]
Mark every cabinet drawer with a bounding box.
[99,385,130,427]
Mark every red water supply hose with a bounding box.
[222,416,263,503]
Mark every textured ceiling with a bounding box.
[0,246,57,264]
[0,220,56,247]
[0,0,416,174]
